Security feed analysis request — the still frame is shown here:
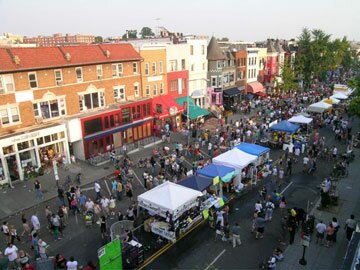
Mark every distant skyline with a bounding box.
[1,0,359,41]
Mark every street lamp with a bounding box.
[186,78,209,144]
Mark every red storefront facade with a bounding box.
[81,99,153,158]
[264,53,278,83]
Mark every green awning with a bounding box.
[175,97,210,120]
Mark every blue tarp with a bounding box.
[197,164,235,179]
[177,175,213,191]
[235,143,270,157]
[270,120,300,134]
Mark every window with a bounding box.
[134,83,139,97]
[96,65,103,79]
[144,63,149,75]
[211,76,217,87]
[111,64,123,77]
[160,83,164,95]
[0,106,20,125]
[147,103,151,115]
[216,61,223,69]
[181,59,186,70]
[201,45,205,55]
[191,64,194,71]
[181,78,186,90]
[156,104,162,114]
[54,70,63,86]
[146,85,150,96]
[159,61,163,74]
[33,98,66,119]
[151,62,156,74]
[153,84,157,96]
[75,67,83,82]
[121,108,130,124]
[170,80,178,91]
[113,86,126,102]
[190,45,194,55]
[202,62,206,70]
[28,72,38,88]
[0,74,15,94]
[132,62,138,74]
[79,92,105,111]
[170,60,177,72]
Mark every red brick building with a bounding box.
[0,44,154,183]
[23,33,96,47]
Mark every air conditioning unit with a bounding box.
[56,81,63,86]
[116,98,124,102]
[35,116,43,124]
[97,75,103,80]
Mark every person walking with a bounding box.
[4,243,18,269]
[315,220,327,245]
[116,180,123,201]
[287,216,297,245]
[255,215,266,239]
[231,223,242,248]
[57,187,66,206]
[332,217,340,243]
[2,221,11,245]
[31,214,40,234]
[325,222,335,247]
[345,214,357,241]
[66,256,78,270]
[264,200,275,221]
[50,213,62,241]
[100,216,107,240]
[34,180,44,201]
[94,181,102,202]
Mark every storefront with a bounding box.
[81,99,154,159]
[152,96,183,134]
[246,81,266,95]
[207,87,223,107]
[223,87,241,111]
[0,123,70,184]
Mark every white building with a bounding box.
[246,48,259,83]
[185,36,208,108]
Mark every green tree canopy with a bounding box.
[122,30,137,40]
[280,59,298,93]
[140,27,155,38]
[95,36,103,43]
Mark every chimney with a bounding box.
[64,52,71,62]
[104,50,110,58]
[13,55,20,65]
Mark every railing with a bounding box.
[86,136,160,166]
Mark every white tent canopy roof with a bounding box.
[331,92,348,100]
[307,101,332,113]
[137,181,203,218]
[323,97,340,104]
[213,148,257,171]
[288,115,313,124]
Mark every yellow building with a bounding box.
[257,47,267,82]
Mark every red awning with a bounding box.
[247,81,265,94]
[152,96,184,119]
[255,91,267,97]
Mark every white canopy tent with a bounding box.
[137,181,203,220]
[331,92,348,100]
[213,148,258,171]
[307,101,332,113]
[288,115,313,124]
[323,97,340,105]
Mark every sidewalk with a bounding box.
[278,146,360,270]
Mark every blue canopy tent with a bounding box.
[177,175,213,192]
[235,143,270,157]
[196,164,237,183]
[270,120,300,134]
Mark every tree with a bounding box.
[95,36,103,43]
[280,59,297,93]
[294,28,312,89]
[121,30,137,40]
[219,37,229,42]
[348,75,360,117]
[140,27,155,38]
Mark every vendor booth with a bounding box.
[288,115,313,134]
[213,148,258,188]
[177,175,214,192]
[331,92,348,100]
[234,143,270,165]
[307,101,332,113]
[269,121,300,152]
[323,97,340,105]
[196,164,238,196]
[138,181,203,242]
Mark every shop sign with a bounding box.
[169,106,178,116]
[10,132,41,144]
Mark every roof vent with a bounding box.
[13,55,20,65]
[64,52,71,61]
[104,50,110,58]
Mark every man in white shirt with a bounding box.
[85,198,94,212]
[66,256,78,270]
[303,156,309,172]
[315,220,327,245]
[4,243,18,268]
[332,147,338,159]
[208,142,213,156]
[31,214,40,232]
[255,201,263,213]
[94,181,102,201]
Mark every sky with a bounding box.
[0,0,359,41]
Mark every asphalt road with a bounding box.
[0,120,352,269]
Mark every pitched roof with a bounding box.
[0,43,142,73]
[266,39,276,53]
[207,36,226,60]
[274,39,285,53]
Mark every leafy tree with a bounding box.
[122,30,137,40]
[219,37,229,42]
[348,75,360,117]
[140,27,155,38]
[95,36,103,43]
[280,59,297,93]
